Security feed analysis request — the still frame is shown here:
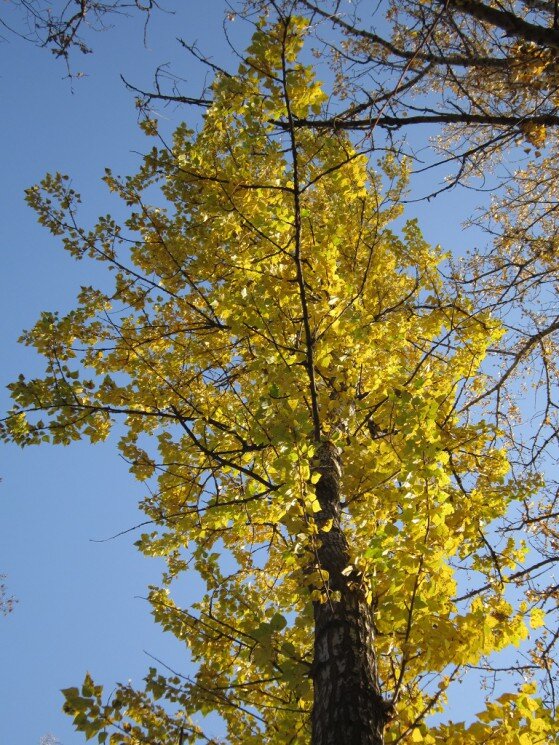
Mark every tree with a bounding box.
[287,0,559,170]
[3,11,556,744]
[0,574,17,616]
[2,0,159,62]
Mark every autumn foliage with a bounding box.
[3,11,557,744]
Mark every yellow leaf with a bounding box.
[530,608,545,629]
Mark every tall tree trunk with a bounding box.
[311,442,388,745]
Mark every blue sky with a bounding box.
[0,4,492,744]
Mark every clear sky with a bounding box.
[0,4,489,744]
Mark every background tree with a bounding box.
[2,0,159,63]
[0,574,17,616]
[3,11,556,744]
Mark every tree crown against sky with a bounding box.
[3,9,559,743]
[16,0,559,454]
[5,0,554,742]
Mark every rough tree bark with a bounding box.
[311,442,388,745]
